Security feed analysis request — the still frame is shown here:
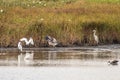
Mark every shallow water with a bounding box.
[0,45,120,80]
[0,66,120,80]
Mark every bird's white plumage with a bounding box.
[52,38,57,43]
[29,37,34,45]
[18,37,34,52]
[46,36,58,47]
[48,41,58,47]
[18,42,22,51]
[20,37,34,45]
[93,30,99,44]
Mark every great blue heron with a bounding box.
[45,36,58,47]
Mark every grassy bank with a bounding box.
[0,0,120,47]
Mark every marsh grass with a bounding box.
[86,0,120,4]
[0,0,120,47]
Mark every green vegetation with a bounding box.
[0,0,120,47]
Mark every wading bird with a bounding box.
[45,36,58,47]
[20,37,34,45]
[18,42,22,51]
[108,60,119,65]
[93,30,99,45]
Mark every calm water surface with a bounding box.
[0,45,120,80]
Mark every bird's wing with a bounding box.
[52,38,57,43]
[20,38,28,42]
[20,38,29,45]
[29,38,34,45]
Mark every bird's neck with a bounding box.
[93,32,96,36]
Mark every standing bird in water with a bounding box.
[20,37,34,46]
[45,36,58,47]
[18,42,22,51]
[93,30,99,45]
[18,37,34,51]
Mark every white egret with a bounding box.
[20,37,34,45]
[93,30,99,44]
[18,42,22,51]
[45,36,58,47]
[108,60,119,65]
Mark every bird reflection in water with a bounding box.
[48,51,57,60]
[17,51,34,66]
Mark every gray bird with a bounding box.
[45,36,58,47]
[108,60,119,65]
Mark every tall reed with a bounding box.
[0,0,119,47]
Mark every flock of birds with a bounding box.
[17,35,58,63]
[17,29,119,65]
[18,29,98,51]
[18,36,58,52]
